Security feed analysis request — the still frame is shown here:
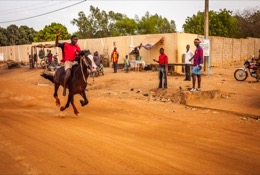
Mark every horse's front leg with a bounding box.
[60,93,72,111]
[80,90,89,107]
[54,83,60,107]
[70,96,79,116]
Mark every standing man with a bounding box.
[47,50,53,65]
[184,44,194,81]
[153,48,168,88]
[111,47,119,73]
[134,47,140,60]
[93,51,101,67]
[55,32,81,96]
[189,38,203,91]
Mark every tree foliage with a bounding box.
[137,12,176,34]
[183,9,238,38]
[34,22,70,42]
[112,17,138,36]
[235,7,260,38]
[71,6,176,38]
[18,25,37,45]
[71,6,126,38]
[0,27,8,46]
[0,24,37,46]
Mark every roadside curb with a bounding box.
[186,104,260,120]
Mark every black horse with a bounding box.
[41,50,93,115]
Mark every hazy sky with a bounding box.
[0,0,259,33]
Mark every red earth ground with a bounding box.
[0,64,259,175]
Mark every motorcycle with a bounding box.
[40,54,60,70]
[95,64,104,77]
[234,58,258,81]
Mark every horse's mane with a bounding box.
[80,50,91,56]
[75,50,91,64]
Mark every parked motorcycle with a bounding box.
[95,64,104,77]
[40,54,60,72]
[234,58,258,81]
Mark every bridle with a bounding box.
[80,54,95,85]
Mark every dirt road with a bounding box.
[0,66,259,175]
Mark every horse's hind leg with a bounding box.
[60,93,72,111]
[80,91,89,106]
[54,83,60,107]
[71,96,79,115]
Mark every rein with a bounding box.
[80,55,95,86]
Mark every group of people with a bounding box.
[53,24,218,98]
[153,38,204,91]
[111,46,142,74]
[55,31,204,96]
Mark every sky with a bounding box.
[0,0,259,34]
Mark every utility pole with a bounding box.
[204,0,209,72]
[204,0,209,39]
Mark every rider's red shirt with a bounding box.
[58,42,81,63]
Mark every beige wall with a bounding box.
[208,36,260,66]
[0,33,260,71]
[240,39,248,61]
[254,38,260,58]
[210,37,223,66]
[176,33,198,72]
[232,39,241,61]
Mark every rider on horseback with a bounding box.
[55,32,81,96]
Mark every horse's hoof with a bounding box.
[56,103,60,107]
[80,100,85,106]
[80,100,89,106]
[74,112,80,116]
[60,106,66,111]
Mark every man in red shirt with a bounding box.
[153,48,168,88]
[55,32,81,96]
[47,50,53,65]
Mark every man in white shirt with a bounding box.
[184,44,194,81]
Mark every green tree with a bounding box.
[183,9,238,38]
[0,27,8,46]
[34,22,70,42]
[71,6,176,38]
[0,25,37,46]
[111,17,137,36]
[71,11,92,39]
[6,24,19,45]
[137,12,176,34]
[235,7,260,38]
[18,26,37,45]
[71,6,125,38]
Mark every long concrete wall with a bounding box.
[0,33,259,69]
[209,36,260,66]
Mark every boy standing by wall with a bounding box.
[124,55,129,73]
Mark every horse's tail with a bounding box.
[41,72,54,83]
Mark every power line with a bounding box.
[0,1,68,15]
[0,0,86,24]
[0,1,51,13]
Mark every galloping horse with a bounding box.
[41,50,94,115]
